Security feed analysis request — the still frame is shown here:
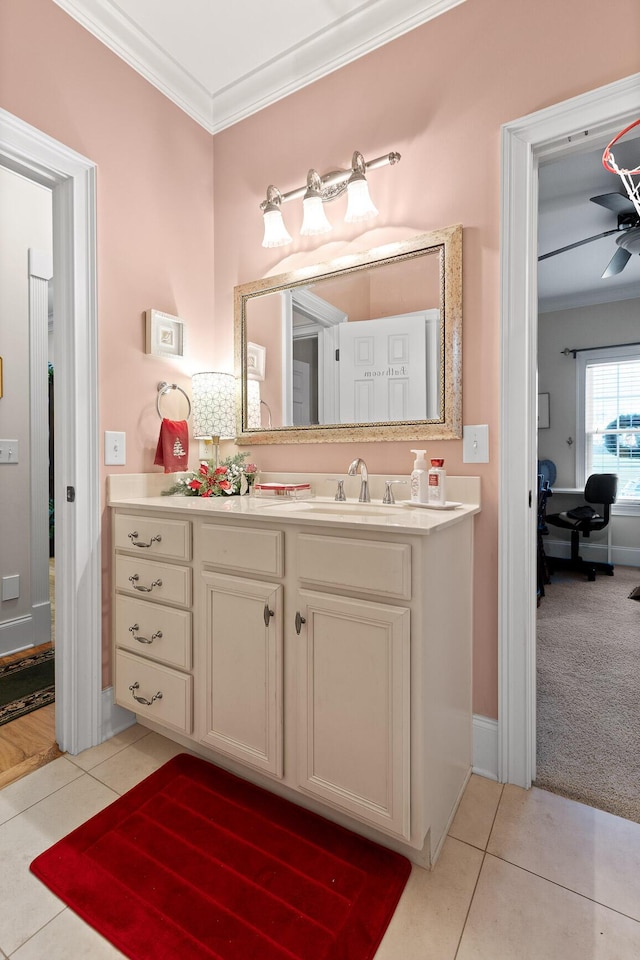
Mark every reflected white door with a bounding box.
[292,359,311,425]
[338,313,428,422]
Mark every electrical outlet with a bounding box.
[463,424,489,463]
[104,431,126,466]
[0,440,19,464]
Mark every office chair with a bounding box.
[545,473,618,581]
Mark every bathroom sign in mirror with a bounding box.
[234,225,462,444]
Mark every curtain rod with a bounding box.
[561,341,640,358]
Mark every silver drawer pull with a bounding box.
[128,531,162,548]
[128,574,162,593]
[263,603,274,627]
[128,624,162,645]
[129,681,163,707]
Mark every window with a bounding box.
[578,345,640,504]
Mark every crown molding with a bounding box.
[51,0,214,130]
[539,282,640,314]
[211,0,466,133]
[52,0,466,134]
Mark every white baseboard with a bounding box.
[0,615,35,658]
[100,686,136,743]
[473,714,499,781]
[545,538,640,567]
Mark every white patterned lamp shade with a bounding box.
[191,372,236,440]
[247,379,261,428]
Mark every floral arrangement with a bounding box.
[163,452,258,498]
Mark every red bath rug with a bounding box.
[31,753,410,960]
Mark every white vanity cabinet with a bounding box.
[110,495,476,867]
[296,588,411,839]
[112,513,194,735]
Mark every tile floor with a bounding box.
[1,727,639,959]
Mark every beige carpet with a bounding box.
[536,564,640,822]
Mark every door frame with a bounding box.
[0,109,101,754]
[499,73,640,787]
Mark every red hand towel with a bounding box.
[154,419,189,474]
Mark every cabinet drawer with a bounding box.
[201,524,283,577]
[298,534,411,600]
[114,514,191,561]
[115,556,191,607]
[115,596,192,670]
[115,649,192,735]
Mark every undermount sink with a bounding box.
[262,498,403,518]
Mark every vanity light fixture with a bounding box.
[261,149,401,248]
[191,371,236,465]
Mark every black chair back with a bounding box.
[584,473,618,506]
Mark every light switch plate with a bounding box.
[104,431,126,466]
[0,440,19,464]
[463,424,489,463]
[2,575,20,601]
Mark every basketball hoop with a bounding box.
[602,118,640,218]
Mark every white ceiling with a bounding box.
[538,133,640,313]
[51,0,465,133]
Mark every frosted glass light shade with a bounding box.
[192,372,236,440]
[300,195,332,236]
[262,208,292,248]
[344,177,378,223]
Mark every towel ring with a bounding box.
[156,381,191,420]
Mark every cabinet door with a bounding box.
[201,572,283,777]
[296,589,410,839]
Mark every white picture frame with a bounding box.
[145,309,185,358]
[538,392,550,429]
[247,341,266,381]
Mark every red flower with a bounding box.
[198,462,209,476]
[246,464,257,474]
[202,489,213,497]
[188,479,202,490]
[214,466,228,476]
[218,479,231,490]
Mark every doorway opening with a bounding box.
[534,134,640,820]
[0,107,101,759]
[499,72,640,791]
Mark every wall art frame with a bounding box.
[145,309,185,358]
[246,342,266,381]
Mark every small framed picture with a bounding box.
[538,392,550,429]
[145,310,185,358]
[247,342,266,381]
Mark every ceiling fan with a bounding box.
[538,192,640,278]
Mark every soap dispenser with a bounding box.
[410,449,428,503]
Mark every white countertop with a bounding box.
[107,492,480,535]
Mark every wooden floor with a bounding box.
[0,703,62,789]
[0,560,60,790]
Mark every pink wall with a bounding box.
[1,0,215,683]
[212,0,640,719]
[2,0,639,712]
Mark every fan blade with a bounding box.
[538,229,619,261]
[590,193,636,215]
[602,246,632,278]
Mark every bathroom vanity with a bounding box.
[109,475,479,867]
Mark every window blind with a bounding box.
[585,357,640,501]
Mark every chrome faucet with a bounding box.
[348,457,370,502]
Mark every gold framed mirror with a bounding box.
[234,224,462,444]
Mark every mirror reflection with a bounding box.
[235,226,462,444]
